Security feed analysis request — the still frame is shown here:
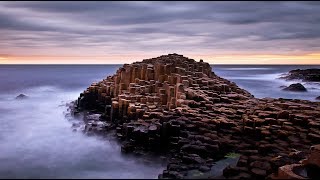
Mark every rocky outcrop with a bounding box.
[71,54,320,179]
[316,96,320,100]
[282,83,307,92]
[273,144,320,179]
[280,69,320,82]
[16,94,28,99]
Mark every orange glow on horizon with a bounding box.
[189,53,320,65]
[1,52,320,65]
[0,57,8,63]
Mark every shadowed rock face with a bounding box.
[72,54,320,179]
[281,69,320,82]
[283,83,307,92]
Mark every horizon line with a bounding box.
[1,63,320,66]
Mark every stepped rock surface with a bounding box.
[70,54,320,179]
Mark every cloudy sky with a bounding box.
[0,1,320,64]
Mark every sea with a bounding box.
[212,65,320,101]
[0,64,319,178]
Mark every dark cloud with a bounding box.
[0,1,319,56]
[0,12,57,31]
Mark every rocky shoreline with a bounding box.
[70,54,320,179]
[280,68,320,82]
[279,68,320,99]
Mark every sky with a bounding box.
[0,1,320,64]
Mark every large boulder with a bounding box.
[282,83,307,92]
[316,96,320,100]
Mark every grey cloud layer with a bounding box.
[0,1,320,56]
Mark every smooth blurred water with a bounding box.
[213,65,320,101]
[0,65,165,179]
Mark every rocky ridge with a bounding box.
[71,54,320,179]
[280,68,320,82]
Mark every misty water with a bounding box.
[213,65,320,101]
[0,64,319,178]
[0,65,165,179]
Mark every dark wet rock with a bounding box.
[167,163,181,171]
[166,170,184,179]
[250,161,272,171]
[288,150,306,161]
[231,172,252,179]
[181,154,205,164]
[282,83,307,92]
[316,96,320,100]
[237,157,248,167]
[223,165,246,178]
[15,94,28,99]
[277,110,290,119]
[280,68,320,82]
[307,133,320,143]
[121,142,135,153]
[251,168,267,177]
[199,165,211,172]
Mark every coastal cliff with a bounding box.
[71,54,320,179]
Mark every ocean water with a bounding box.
[0,65,165,179]
[213,65,320,101]
[0,64,319,178]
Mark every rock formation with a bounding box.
[280,68,320,82]
[15,94,28,99]
[72,54,320,179]
[282,83,307,92]
[274,144,320,179]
